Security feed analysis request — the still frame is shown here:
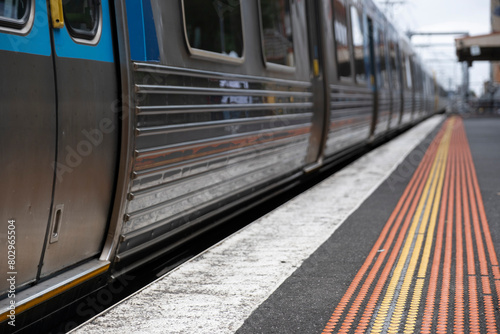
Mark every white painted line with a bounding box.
[72,115,444,334]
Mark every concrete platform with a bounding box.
[72,115,455,334]
[236,116,500,334]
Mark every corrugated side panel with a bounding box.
[324,84,373,157]
[122,63,313,236]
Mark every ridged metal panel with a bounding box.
[121,63,313,236]
[324,84,373,156]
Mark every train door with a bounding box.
[401,50,414,124]
[40,0,119,277]
[0,0,119,293]
[413,61,422,119]
[0,0,57,293]
[304,0,328,166]
[322,0,373,157]
[365,16,378,137]
[372,20,392,136]
[387,32,402,129]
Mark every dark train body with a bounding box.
[0,0,447,330]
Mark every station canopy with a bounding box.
[456,32,500,64]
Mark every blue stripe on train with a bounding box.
[0,0,51,56]
[0,0,115,62]
[125,0,160,62]
[53,0,114,62]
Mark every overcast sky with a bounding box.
[375,0,491,95]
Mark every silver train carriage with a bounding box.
[0,0,447,329]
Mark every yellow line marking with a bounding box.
[403,124,452,332]
[373,120,453,332]
[1,264,109,322]
[372,143,440,329]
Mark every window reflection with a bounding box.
[404,55,412,88]
[0,0,29,24]
[389,39,399,88]
[260,0,295,67]
[350,6,366,83]
[184,0,244,57]
[63,0,99,39]
[378,28,387,88]
[220,79,250,119]
[333,0,351,80]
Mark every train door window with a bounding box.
[63,0,101,42]
[415,65,421,92]
[0,0,31,29]
[389,39,399,87]
[259,0,295,67]
[405,55,412,88]
[378,28,388,88]
[420,69,425,93]
[402,53,412,89]
[182,0,244,62]
[350,6,366,84]
[333,0,351,80]
[401,53,406,85]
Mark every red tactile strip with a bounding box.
[428,123,455,334]
[320,122,445,334]
[320,117,500,333]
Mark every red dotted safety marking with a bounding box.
[320,117,500,333]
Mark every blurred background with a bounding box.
[375,0,500,114]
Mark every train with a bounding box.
[0,0,447,331]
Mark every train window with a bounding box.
[350,6,366,84]
[389,39,399,86]
[415,65,421,91]
[401,54,406,87]
[63,0,101,41]
[0,0,31,29]
[183,0,244,61]
[259,0,295,67]
[377,28,388,88]
[404,55,412,88]
[333,0,351,80]
[418,67,424,92]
